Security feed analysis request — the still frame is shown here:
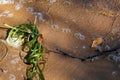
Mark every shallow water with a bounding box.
[0,0,120,80]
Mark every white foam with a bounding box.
[26,7,45,22]
[108,54,120,62]
[9,74,16,80]
[0,14,3,17]
[7,13,14,17]
[3,70,8,74]
[63,1,72,5]
[27,0,33,2]
[33,12,45,22]
[0,0,14,4]
[18,0,25,3]
[112,28,120,34]
[75,46,78,49]
[26,7,34,12]
[51,24,59,29]
[1,39,6,44]
[72,19,76,22]
[47,0,57,3]
[3,10,10,14]
[112,71,118,77]
[82,46,86,49]
[11,54,18,58]
[74,32,85,40]
[17,66,23,71]
[15,3,23,10]
[118,65,120,68]
[0,10,14,18]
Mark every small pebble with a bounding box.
[47,0,57,3]
[51,24,59,29]
[10,58,20,64]
[62,28,71,33]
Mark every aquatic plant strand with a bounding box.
[6,23,45,80]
